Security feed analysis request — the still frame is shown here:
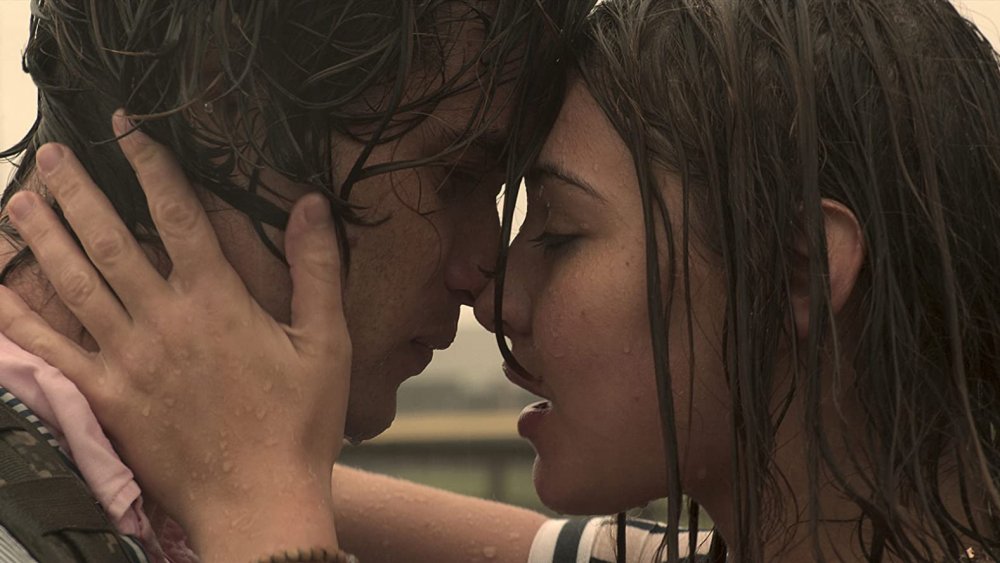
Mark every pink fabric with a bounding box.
[0,332,197,563]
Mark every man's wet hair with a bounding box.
[0,0,593,275]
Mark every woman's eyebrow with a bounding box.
[527,162,607,202]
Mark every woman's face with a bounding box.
[475,81,732,515]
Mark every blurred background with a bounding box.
[2,0,1000,520]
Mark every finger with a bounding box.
[0,284,100,393]
[34,143,171,316]
[5,192,132,348]
[284,194,349,356]
[112,111,231,286]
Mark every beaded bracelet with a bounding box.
[255,547,359,563]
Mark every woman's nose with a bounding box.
[473,263,531,337]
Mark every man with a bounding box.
[0,0,592,560]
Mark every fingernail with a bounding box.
[7,193,35,221]
[35,144,63,176]
[304,195,330,226]
[112,109,130,136]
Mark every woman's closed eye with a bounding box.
[530,231,579,254]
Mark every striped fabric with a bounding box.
[0,387,150,563]
[0,527,33,563]
[0,388,66,455]
[529,517,714,563]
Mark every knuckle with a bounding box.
[52,176,87,203]
[16,213,43,238]
[24,335,58,363]
[0,307,24,335]
[58,268,99,307]
[129,141,160,170]
[22,219,53,248]
[89,228,129,265]
[154,199,200,235]
[301,251,340,283]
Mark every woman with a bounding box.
[477,0,1000,559]
[2,0,999,561]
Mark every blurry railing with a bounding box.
[338,410,547,511]
[338,410,702,525]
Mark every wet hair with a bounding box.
[494,0,1000,561]
[0,0,593,279]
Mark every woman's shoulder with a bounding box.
[529,516,713,563]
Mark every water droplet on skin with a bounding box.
[141,405,151,417]
[482,546,497,559]
[623,343,632,354]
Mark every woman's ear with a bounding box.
[790,199,865,340]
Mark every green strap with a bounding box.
[0,477,111,533]
[0,399,137,562]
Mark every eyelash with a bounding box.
[529,231,578,254]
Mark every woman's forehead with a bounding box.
[531,82,635,196]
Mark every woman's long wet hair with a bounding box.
[0,0,592,279]
[495,0,1000,561]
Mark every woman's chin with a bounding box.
[533,457,655,516]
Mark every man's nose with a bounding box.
[444,203,500,306]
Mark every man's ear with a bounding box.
[790,199,865,340]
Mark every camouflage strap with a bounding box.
[0,400,138,562]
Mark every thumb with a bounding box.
[284,193,349,355]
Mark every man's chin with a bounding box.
[343,402,397,443]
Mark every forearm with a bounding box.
[331,465,546,563]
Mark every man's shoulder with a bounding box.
[0,389,146,562]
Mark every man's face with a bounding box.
[334,100,508,440]
[206,17,511,441]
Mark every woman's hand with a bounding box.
[0,112,351,561]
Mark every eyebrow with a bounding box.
[527,161,606,202]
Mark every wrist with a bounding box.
[185,476,340,562]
